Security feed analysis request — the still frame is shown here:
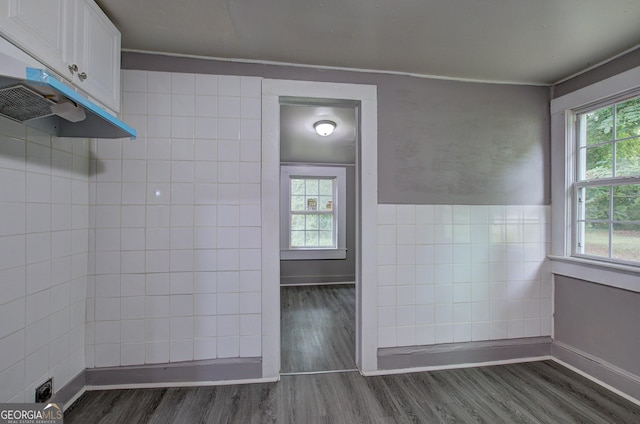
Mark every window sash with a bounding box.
[289,212,337,249]
[573,98,640,265]
[280,165,347,260]
[288,176,337,249]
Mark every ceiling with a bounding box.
[96,0,640,85]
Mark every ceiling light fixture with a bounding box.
[313,120,336,136]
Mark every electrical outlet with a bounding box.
[35,378,53,403]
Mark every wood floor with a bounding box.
[280,284,356,373]
[65,361,640,423]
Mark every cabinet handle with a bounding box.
[68,64,78,74]
[78,72,87,81]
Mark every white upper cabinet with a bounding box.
[0,0,121,112]
[71,0,120,111]
[0,0,73,74]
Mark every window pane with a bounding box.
[318,214,333,231]
[291,231,305,247]
[615,138,640,177]
[306,214,319,230]
[584,186,610,220]
[306,197,318,210]
[291,214,305,230]
[583,222,610,257]
[305,179,319,195]
[585,106,613,145]
[318,195,333,211]
[612,223,640,262]
[291,179,305,195]
[305,231,319,246]
[585,144,613,179]
[615,98,640,139]
[291,195,305,211]
[319,179,333,195]
[319,231,334,247]
[612,184,640,222]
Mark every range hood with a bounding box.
[0,38,136,139]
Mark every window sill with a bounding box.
[281,248,347,260]
[548,255,640,293]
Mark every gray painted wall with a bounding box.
[123,52,550,205]
[554,275,640,377]
[375,78,549,204]
[280,166,356,285]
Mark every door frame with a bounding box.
[261,79,378,378]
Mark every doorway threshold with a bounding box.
[280,368,359,376]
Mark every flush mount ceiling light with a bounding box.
[313,120,336,136]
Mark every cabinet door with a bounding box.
[73,0,120,111]
[0,0,72,78]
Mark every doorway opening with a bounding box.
[278,98,358,373]
[261,79,378,380]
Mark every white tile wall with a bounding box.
[377,204,552,348]
[0,121,89,402]
[86,70,263,368]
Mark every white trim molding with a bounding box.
[261,79,378,378]
[549,255,640,293]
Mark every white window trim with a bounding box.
[280,165,347,260]
[550,65,640,292]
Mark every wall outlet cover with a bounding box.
[35,378,53,403]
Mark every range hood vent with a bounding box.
[0,37,136,139]
[0,84,55,122]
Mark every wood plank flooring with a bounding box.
[65,361,640,423]
[280,284,356,373]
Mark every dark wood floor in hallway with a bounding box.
[65,360,640,423]
[280,284,356,373]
